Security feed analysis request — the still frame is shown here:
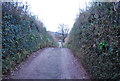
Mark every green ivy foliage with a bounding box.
[2,2,57,74]
[66,2,120,79]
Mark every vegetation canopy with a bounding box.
[66,2,120,79]
[2,2,57,74]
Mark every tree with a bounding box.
[58,24,69,43]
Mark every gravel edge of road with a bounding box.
[62,48,90,79]
[69,49,91,79]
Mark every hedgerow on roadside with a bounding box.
[2,2,57,74]
[66,2,120,79]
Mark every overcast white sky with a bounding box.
[22,0,90,32]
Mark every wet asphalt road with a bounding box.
[11,48,89,79]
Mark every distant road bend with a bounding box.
[11,48,90,79]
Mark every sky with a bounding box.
[21,0,90,32]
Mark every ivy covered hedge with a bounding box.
[2,2,57,74]
[66,2,120,79]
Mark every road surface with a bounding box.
[11,48,89,79]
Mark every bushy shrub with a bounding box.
[2,2,57,74]
[66,2,120,79]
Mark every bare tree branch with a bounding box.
[58,24,69,43]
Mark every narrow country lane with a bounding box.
[11,48,89,79]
